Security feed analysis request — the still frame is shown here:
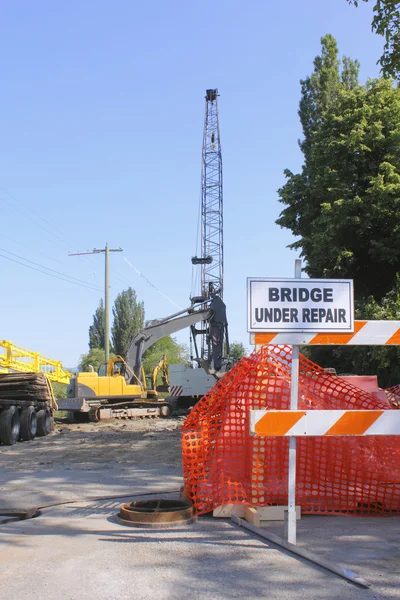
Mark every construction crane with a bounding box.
[191,88,228,366]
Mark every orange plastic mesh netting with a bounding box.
[182,346,400,516]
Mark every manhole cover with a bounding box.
[117,498,196,528]
[0,508,40,521]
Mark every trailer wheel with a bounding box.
[37,409,51,436]
[0,406,20,445]
[20,406,37,441]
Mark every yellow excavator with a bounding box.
[59,296,229,421]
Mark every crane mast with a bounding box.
[201,89,223,299]
[191,89,226,366]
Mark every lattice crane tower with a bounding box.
[192,89,224,301]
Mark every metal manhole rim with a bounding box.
[117,498,196,528]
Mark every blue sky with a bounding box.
[0,0,383,367]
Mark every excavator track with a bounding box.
[67,399,176,422]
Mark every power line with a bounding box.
[0,192,98,272]
[0,185,77,241]
[0,232,66,266]
[124,256,182,310]
[0,197,101,284]
[0,248,102,291]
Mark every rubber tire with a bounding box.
[160,404,172,418]
[20,406,37,441]
[0,406,21,445]
[73,411,90,423]
[36,409,51,436]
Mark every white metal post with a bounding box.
[288,259,302,545]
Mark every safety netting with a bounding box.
[182,346,400,516]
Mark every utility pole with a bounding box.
[69,244,123,361]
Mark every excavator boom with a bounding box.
[126,304,213,380]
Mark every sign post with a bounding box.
[287,259,301,544]
[247,266,354,546]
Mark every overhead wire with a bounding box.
[191,136,204,301]
[0,247,102,291]
[0,191,101,287]
[124,256,182,310]
[0,232,67,267]
[0,189,100,286]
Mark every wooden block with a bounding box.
[244,506,261,527]
[213,504,245,518]
[244,505,301,525]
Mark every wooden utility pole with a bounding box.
[69,244,123,361]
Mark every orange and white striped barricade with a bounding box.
[250,320,400,347]
[250,409,400,437]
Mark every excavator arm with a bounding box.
[126,296,229,383]
[151,354,169,392]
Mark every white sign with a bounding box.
[247,278,354,333]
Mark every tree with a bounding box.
[229,342,247,363]
[277,35,400,302]
[51,382,67,399]
[277,35,400,384]
[142,336,189,377]
[111,288,145,358]
[348,1,400,78]
[302,280,400,387]
[89,299,106,350]
[78,347,116,372]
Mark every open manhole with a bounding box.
[0,508,40,524]
[117,498,196,528]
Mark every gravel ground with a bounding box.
[0,417,399,599]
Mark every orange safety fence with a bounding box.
[182,346,400,516]
[385,384,400,409]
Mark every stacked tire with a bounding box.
[0,406,52,446]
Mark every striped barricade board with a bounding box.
[250,410,400,437]
[250,320,400,346]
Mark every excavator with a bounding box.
[60,296,229,421]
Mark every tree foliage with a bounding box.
[348,1,400,78]
[111,288,145,358]
[142,336,189,377]
[229,342,247,363]
[79,347,116,372]
[89,299,106,350]
[51,382,67,399]
[303,280,400,387]
[277,35,400,301]
[277,35,400,385]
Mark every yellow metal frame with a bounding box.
[0,340,72,384]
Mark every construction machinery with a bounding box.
[58,296,229,421]
[0,340,72,445]
[167,88,231,408]
[0,372,56,445]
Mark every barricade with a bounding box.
[182,345,400,516]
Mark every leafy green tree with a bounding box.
[277,35,400,301]
[303,280,400,387]
[229,342,247,363]
[111,288,145,358]
[142,336,189,377]
[348,1,400,78]
[277,35,400,385]
[51,382,67,399]
[78,347,115,372]
[89,299,106,350]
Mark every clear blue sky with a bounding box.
[0,0,383,367]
